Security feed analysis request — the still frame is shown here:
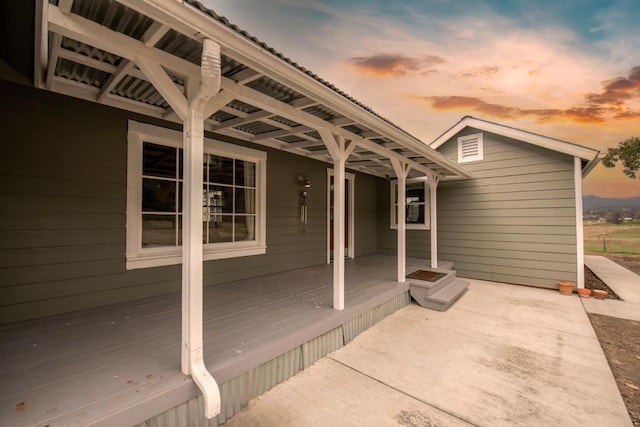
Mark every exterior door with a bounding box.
[327,170,355,262]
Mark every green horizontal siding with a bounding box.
[0,81,378,324]
[436,127,578,288]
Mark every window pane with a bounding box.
[142,214,177,247]
[235,160,256,187]
[143,143,176,178]
[208,215,233,243]
[406,204,425,224]
[406,182,425,202]
[212,185,233,213]
[235,216,255,241]
[209,155,233,185]
[143,178,176,212]
[235,188,256,214]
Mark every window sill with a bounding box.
[390,225,430,231]
[126,245,267,270]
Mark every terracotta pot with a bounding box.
[557,281,575,296]
[593,289,608,300]
[577,288,591,298]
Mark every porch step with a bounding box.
[421,279,469,311]
[407,268,469,312]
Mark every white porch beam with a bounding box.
[58,0,74,14]
[45,33,62,91]
[142,21,170,47]
[319,128,356,311]
[252,125,314,142]
[98,60,133,102]
[391,159,411,282]
[135,55,188,121]
[210,110,272,130]
[34,0,48,89]
[204,90,235,119]
[427,173,440,269]
[48,5,201,81]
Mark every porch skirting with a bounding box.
[137,292,411,426]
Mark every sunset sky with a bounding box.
[205,0,640,198]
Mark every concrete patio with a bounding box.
[223,278,632,426]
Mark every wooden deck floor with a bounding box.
[0,255,429,426]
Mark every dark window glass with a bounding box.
[143,143,176,178]
[209,155,233,185]
[235,160,256,187]
[142,178,176,212]
[142,214,176,247]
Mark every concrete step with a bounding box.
[421,279,470,312]
[407,270,456,297]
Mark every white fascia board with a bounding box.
[431,117,600,162]
[115,0,468,178]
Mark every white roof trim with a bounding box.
[430,116,600,163]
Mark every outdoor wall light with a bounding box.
[298,173,312,188]
[298,173,311,224]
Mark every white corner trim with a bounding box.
[574,156,585,288]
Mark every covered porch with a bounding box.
[1,255,437,426]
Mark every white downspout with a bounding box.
[574,156,585,288]
[428,174,439,269]
[182,38,222,419]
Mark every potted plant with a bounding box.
[592,289,608,300]
[557,281,575,296]
[577,288,591,298]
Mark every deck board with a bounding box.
[0,255,427,426]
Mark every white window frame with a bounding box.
[390,178,430,230]
[126,121,267,270]
[457,132,483,163]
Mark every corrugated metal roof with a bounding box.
[181,0,422,143]
[44,0,470,179]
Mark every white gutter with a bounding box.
[182,38,221,419]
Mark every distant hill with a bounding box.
[583,195,640,215]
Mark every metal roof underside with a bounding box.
[41,0,470,180]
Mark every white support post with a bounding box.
[319,128,356,311]
[333,156,346,310]
[391,159,411,283]
[574,157,585,288]
[428,174,440,269]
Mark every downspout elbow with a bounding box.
[192,38,221,113]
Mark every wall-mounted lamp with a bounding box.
[298,173,311,224]
[298,173,312,188]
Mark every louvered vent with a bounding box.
[457,133,483,163]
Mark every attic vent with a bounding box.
[457,133,483,163]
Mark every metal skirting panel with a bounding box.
[373,292,411,323]
[302,326,344,369]
[139,293,409,426]
[342,310,373,344]
[252,346,302,397]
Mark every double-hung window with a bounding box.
[390,179,430,230]
[126,121,266,269]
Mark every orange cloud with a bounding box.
[409,65,640,125]
[459,66,500,79]
[584,66,640,107]
[410,95,607,124]
[345,53,445,77]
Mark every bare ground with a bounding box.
[585,254,640,426]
